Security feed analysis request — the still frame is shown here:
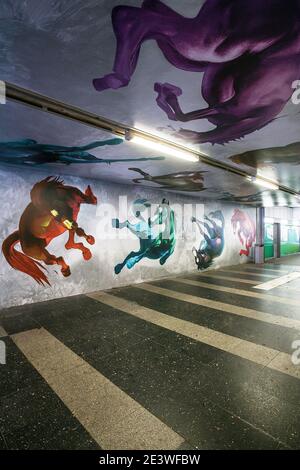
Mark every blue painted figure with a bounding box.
[192,210,225,270]
[112,198,176,274]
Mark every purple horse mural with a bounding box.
[93,0,300,145]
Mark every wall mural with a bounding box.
[0,138,165,166]
[192,210,225,270]
[130,168,207,191]
[112,198,176,274]
[229,142,300,170]
[2,177,97,285]
[0,169,256,308]
[93,0,300,145]
[231,209,256,257]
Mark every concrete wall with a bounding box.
[0,167,256,309]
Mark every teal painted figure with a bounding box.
[112,198,176,274]
[0,138,165,166]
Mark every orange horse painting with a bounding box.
[2,177,97,285]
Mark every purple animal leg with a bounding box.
[93,2,206,92]
[93,0,300,144]
[174,115,279,145]
[155,82,218,122]
[93,6,141,91]
[154,83,182,121]
[93,4,182,91]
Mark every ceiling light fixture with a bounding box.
[125,131,199,162]
[246,175,279,191]
[7,81,300,201]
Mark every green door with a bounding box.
[280,225,300,256]
[264,223,274,259]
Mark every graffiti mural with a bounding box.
[2,177,97,285]
[130,168,207,191]
[229,142,300,169]
[0,166,257,309]
[0,138,165,166]
[192,210,225,270]
[231,209,256,256]
[94,0,300,145]
[1,1,300,205]
[217,191,267,204]
[112,198,176,274]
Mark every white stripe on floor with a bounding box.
[194,271,300,292]
[12,328,184,450]
[135,283,300,331]
[238,265,290,274]
[0,326,7,338]
[219,269,276,278]
[196,272,258,285]
[174,278,300,307]
[88,292,300,380]
[254,272,300,291]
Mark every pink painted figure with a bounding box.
[231,209,256,257]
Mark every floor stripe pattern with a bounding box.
[136,282,300,331]
[12,328,183,450]
[174,277,300,306]
[254,272,300,291]
[88,291,299,378]
[1,261,300,449]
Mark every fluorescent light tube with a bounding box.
[128,135,199,162]
[251,176,279,191]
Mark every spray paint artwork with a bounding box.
[94,0,300,145]
[130,168,207,191]
[229,142,300,169]
[112,198,176,274]
[2,177,97,285]
[0,138,165,166]
[218,192,267,204]
[192,211,225,270]
[231,209,256,257]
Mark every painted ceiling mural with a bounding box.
[0,0,300,205]
[0,138,164,166]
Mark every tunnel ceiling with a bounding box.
[0,0,300,207]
